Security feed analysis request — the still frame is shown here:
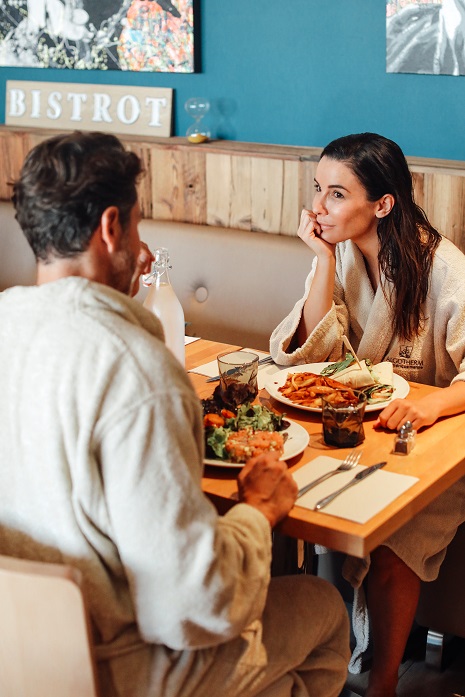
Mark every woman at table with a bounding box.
[270,132,465,697]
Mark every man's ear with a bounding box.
[99,206,122,253]
[375,194,395,219]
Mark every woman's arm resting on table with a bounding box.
[375,380,465,431]
[295,209,336,346]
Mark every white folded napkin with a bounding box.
[184,335,201,345]
[293,456,419,524]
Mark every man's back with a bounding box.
[0,278,251,686]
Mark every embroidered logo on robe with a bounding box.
[399,345,413,359]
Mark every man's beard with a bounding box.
[108,245,137,296]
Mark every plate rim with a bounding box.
[203,418,310,468]
[264,362,410,413]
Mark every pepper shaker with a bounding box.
[393,420,416,455]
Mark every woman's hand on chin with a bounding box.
[298,209,335,259]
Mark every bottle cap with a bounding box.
[399,421,413,437]
[154,247,170,266]
[142,248,171,286]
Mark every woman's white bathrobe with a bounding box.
[270,236,465,671]
[270,237,465,389]
[270,236,465,578]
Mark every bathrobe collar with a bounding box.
[338,241,395,364]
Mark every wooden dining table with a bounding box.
[187,338,465,558]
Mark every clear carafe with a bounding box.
[143,247,185,366]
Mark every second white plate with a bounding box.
[264,363,410,413]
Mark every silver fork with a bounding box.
[297,449,362,498]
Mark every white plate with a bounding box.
[203,419,310,468]
[264,363,410,413]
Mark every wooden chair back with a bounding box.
[0,554,100,697]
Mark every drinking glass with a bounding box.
[217,351,259,407]
[321,390,367,447]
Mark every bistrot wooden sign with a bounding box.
[6,81,173,137]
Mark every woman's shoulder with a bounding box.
[433,237,465,271]
[429,238,465,299]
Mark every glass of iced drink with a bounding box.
[321,389,367,447]
[217,351,259,408]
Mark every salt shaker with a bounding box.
[393,421,416,455]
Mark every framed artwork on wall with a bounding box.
[387,0,465,75]
[0,0,195,72]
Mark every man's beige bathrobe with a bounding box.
[270,237,465,670]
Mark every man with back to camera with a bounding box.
[0,130,349,697]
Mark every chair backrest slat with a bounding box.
[0,554,100,697]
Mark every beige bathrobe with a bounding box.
[271,237,465,388]
[0,277,350,696]
[270,237,465,670]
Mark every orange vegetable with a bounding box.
[203,413,225,428]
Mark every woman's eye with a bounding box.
[333,190,344,199]
[313,183,321,192]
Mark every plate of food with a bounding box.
[202,395,309,468]
[264,355,409,413]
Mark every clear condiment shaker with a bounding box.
[393,420,416,455]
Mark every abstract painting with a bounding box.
[0,0,195,72]
[387,0,465,75]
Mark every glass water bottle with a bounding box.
[143,248,185,366]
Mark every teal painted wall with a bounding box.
[1,1,464,160]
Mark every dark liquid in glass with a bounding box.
[323,424,365,447]
[221,380,258,408]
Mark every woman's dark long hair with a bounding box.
[321,133,441,341]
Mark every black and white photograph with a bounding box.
[387,0,465,75]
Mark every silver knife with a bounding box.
[314,461,388,511]
[205,355,274,383]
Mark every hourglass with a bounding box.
[185,97,210,143]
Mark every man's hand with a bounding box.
[130,241,154,297]
[237,452,297,528]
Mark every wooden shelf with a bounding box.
[1,126,465,252]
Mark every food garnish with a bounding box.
[320,353,358,377]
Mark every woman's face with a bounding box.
[312,156,383,246]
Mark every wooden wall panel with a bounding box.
[2,127,465,252]
[250,157,284,233]
[126,143,153,219]
[423,173,465,251]
[205,153,253,230]
[205,153,233,227]
[0,130,29,199]
[280,160,300,236]
[151,147,206,224]
[229,155,252,230]
[301,159,318,210]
